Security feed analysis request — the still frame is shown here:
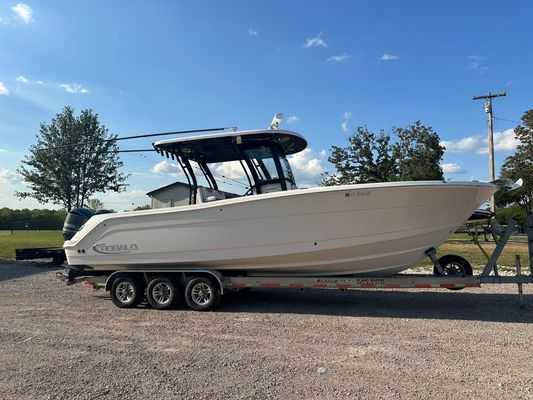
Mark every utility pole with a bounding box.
[472,91,506,212]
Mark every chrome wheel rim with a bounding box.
[444,263,465,276]
[152,282,172,305]
[116,281,134,303]
[191,283,212,305]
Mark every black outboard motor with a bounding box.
[62,208,115,240]
[62,208,95,240]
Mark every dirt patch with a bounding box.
[1,262,532,399]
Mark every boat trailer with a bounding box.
[57,213,533,311]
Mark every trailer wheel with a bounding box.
[146,277,179,310]
[434,255,473,290]
[110,276,142,308]
[185,277,220,311]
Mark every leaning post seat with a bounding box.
[196,186,227,204]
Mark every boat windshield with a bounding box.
[245,146,280,181]
[280,154,296,186]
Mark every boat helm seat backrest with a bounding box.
[197,186,226,204]
[253,179,295,195]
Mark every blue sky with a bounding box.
[1,1,532,209]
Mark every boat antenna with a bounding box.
[269,113,283,130]
[38,126,238,152]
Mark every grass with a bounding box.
[413,242,530,273]
[0,230,64,259]
[449,232,527,242]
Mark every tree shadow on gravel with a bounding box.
[0,261,61,283]
[216,288,533,323]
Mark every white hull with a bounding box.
[64,181,495,276]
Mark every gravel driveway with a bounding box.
[1,261,532,399]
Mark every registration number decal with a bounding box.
[345,191,371,198]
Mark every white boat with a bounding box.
[63,120,496,277]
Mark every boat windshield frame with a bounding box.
[154,135,298,204]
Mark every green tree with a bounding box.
[16,107,128,210]
[394,121,444,181]
[322,121,444,186]
[87,198,104,211]
[134,204,151,211]
[497,109,533,212]
[322,127,397,185]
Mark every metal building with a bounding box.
[146,182,192,209]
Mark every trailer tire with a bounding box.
[434,255,473,290]
[110,276,142,308]
[146,277,179,310]
[185,277,220,311]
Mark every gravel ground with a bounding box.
[1,261,533,399]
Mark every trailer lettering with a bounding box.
[315,278,385,285]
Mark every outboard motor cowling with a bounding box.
[62,208,95,240]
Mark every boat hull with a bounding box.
[64,181,496,276]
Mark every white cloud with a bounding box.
[0,168,20,183]
[441,136,480,153]
[483,129,519,153]
[342,111,353,119]
[11,3,32,24]
[0,82,9,95]
[288,148,327,186]
[248,27,258,36]
[327,53,351,63]
[0,148,7,153]
[441,129,519,154]
[58,83,90,94]
[304,32,327,48]
[466,56,488,73]
[109,189,146,199]
[341,111,353,132]
[151,160,182,176]
[15,75,29,84]
[441,163,465,174]
[215,161,246,180]
[287,115,300,124]
[467,62,488,73]
[380,53,399,61]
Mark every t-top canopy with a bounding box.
[154,129,307,163]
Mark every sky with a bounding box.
[0,1,532,210]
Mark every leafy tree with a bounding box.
[495,205,526,232]
[322,127,396,185]
[0,207,67,230]
[134,204,151,211]
[87,198,104,211]
[394,121,444,181]
[322,121,444,186]
[16,107,128,210]
[497,109,533,212]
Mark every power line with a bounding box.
[494,116,521,124]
